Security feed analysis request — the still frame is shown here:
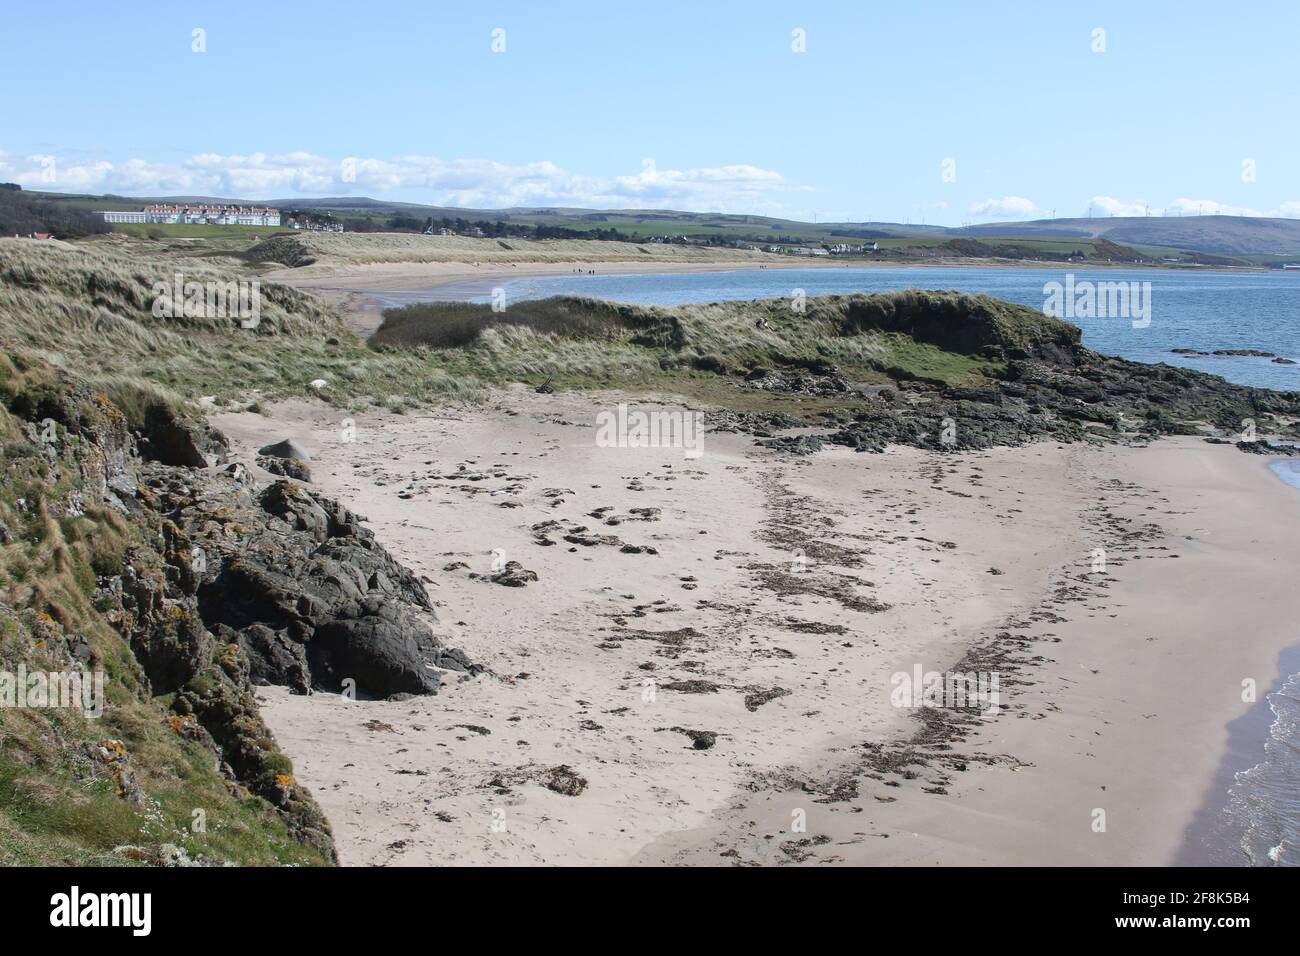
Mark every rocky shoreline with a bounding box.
[712,315,1300,456]
[0,360,477,863]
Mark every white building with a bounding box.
[100,204,281,226]
[767,245,829,256]
[288,216,344,233]
[100,210,148,223]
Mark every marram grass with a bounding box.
[1,237,1073,416]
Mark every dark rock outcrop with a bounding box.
[758,353,1300,454]
[140,473,476,698]
[0,364,335,859]
[141,402,229,467]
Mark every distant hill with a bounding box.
[261,198,942,243]
[253,200,1300,259]
[24,189,1300,262]
[957,215,1300,257]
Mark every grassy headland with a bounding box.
[368,290,1075,393]
[0,356,334,865]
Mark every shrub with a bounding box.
[371,302,489,349]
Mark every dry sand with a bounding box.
[212,391,1300,866]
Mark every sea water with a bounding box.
[1179,649,1300,867]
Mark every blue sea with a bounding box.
[376,265,1300,392]
[1225,666,1300,866]
[1179,648,1300,867]
[376,263,1300,865]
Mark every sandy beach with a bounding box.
[209,390,1300,866]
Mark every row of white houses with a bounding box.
[100,204,281,226]
[765,241,879,256]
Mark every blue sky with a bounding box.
[3,0,1297,224]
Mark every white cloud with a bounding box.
[0,149,794,213]
[1163,197,1265,217]
[1088,195,1300,219]
[1087,196,1150,217]
[609,158,789,208]
[968,196,1039,219]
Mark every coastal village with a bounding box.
[91,204,884,254]
[98,203,344,232]
[100,203,283,226]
